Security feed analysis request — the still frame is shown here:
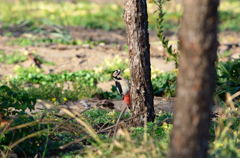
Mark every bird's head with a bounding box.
[112,69,124,79]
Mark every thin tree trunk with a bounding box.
[123,0,155,125]
[168,0,219,158]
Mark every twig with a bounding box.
[59,136,88,149]
[0,150,6,158]
[74,111,100,129]
[2,119,14,133]
[99,119,112,131]
[123,110,147,123]
[53,107,95,131]
[79,107,92,114]
[7,121,39,132]
[60,108,105,147]
[52,118,72,132]
[39,113,46,122]
[59,109,147,149]
[108,129,113,138]
[54,114,69,120]
[159,118,169,125]
[9,129,48,149]
[53,94,62,104]
[6,119,55,132]
[82,115,100,129]
[113,107,127,137]
[97,109,147,133]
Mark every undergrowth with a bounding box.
[1,92,240,157]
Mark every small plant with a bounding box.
[152,71,177,97]
[154,0,179,68]
[7,37,33,47]
[14,66,44,76]
[215,58,240,104]
[0,85,36,118]
[10,69,98,85]
[0,50,27,64]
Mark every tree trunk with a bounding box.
[123,0,155,125]
[168,0,219,158]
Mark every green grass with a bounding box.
[7,36,106,47]
[0,0,239,33]
[0,50,27,64]
[0,50,55,66]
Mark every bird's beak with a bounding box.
[120,69,125,75]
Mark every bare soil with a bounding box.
[1,26,240,114]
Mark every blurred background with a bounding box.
[0,0,239,99]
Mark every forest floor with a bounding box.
[0,27,239,89]
[0,26,239,114]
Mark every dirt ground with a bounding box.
[0,27,177,89]
[1,27,239,76]
[0,26,240,114]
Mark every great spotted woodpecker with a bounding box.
[112,69,131,108]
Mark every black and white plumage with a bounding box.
[112,69,130,99]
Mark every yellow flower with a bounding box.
[64,97,68,101]
[151,74,157,79]
[114,55,120,60]
[14,65,21,71]
[36,68,41,73]
[111,4,118,10]
[24,50,29,55]
[174,69,178,76]
[156,69,163,75]
[93,67,103,73]
[116,58,123,64]
[149,0,153,3]
[52,98,56,101]
[104,57,110,63]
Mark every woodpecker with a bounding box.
[112,69,131,108]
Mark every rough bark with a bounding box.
[123,0,155,125]
[168,0,219,158]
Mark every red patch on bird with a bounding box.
[124,92,131,107]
